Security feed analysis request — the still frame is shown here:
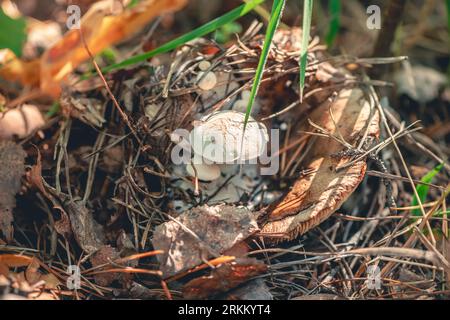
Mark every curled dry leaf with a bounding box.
[0,254,33,272]
[0,104,45,140]
[26,149,104,252]
[0,0,187,97]
[260,87,380,241]
[152,204,259,278]
[0,254,60,292]
[26,148,72,237]
[182,258,267,299]
[89,245,122,286]
[0,141,26,241]
[0,49,40,85]
[63,198,105,254]
[40,0,187,97]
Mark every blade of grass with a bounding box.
[447,0,450,31]
[411,163,444,216]
[299,0,313,102]
[244,0,285,127]
[325,0,341,47]
[0,8,27,57]
[100,0,265,75]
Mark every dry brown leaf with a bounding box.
[89,245,122,286]
[0,104,45,139]
[0,254,33,269]
[260,87,380,241]
[0,49,40,85]
[24,257,41,284]
[64,198,105,254]
[0,254,60,294]
[0,141,26,241]
[152,204,259,278]
[40,0,187,96]
[26,149,73,237]
[26,148,104,252]
[0,0,187,97]
[182,258,267,299]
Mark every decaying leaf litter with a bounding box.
[0,0,449,300]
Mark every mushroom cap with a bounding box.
[196,71,217,91]
[198,60,211,71]
[189,110,269,163]
[186,157,221,181]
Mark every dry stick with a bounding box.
[83,130,106,203]
[366,170,442,190]
[349,247,444,268]
[160,279,173,300]
[336,122,422,171]
[335,213,450,222]
[78,29,140,142]
[413,226,450,271]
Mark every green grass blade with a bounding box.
[447,0,450,31]
[411,163,444,216]
[299,0,313,102]
[244,0,285,127]
[0,8,26,57]
[325,0,341,47]
[101,0,265,74]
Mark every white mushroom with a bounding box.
[198,60,211,71]
[186,154,221,181]
[0,104,45,139]
[189,110,269,164]
[196,71,217,91]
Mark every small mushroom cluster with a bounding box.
[169,110,271,211]
[187,110,269,181]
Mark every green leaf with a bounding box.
[100,0,265,75]
[45,101,60,118]
[127,0,141,8]
[325,0,341,47]
[411,163,444,216]
[0,8,26,57]
[299,0,313,102]
[244,0,285,127]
